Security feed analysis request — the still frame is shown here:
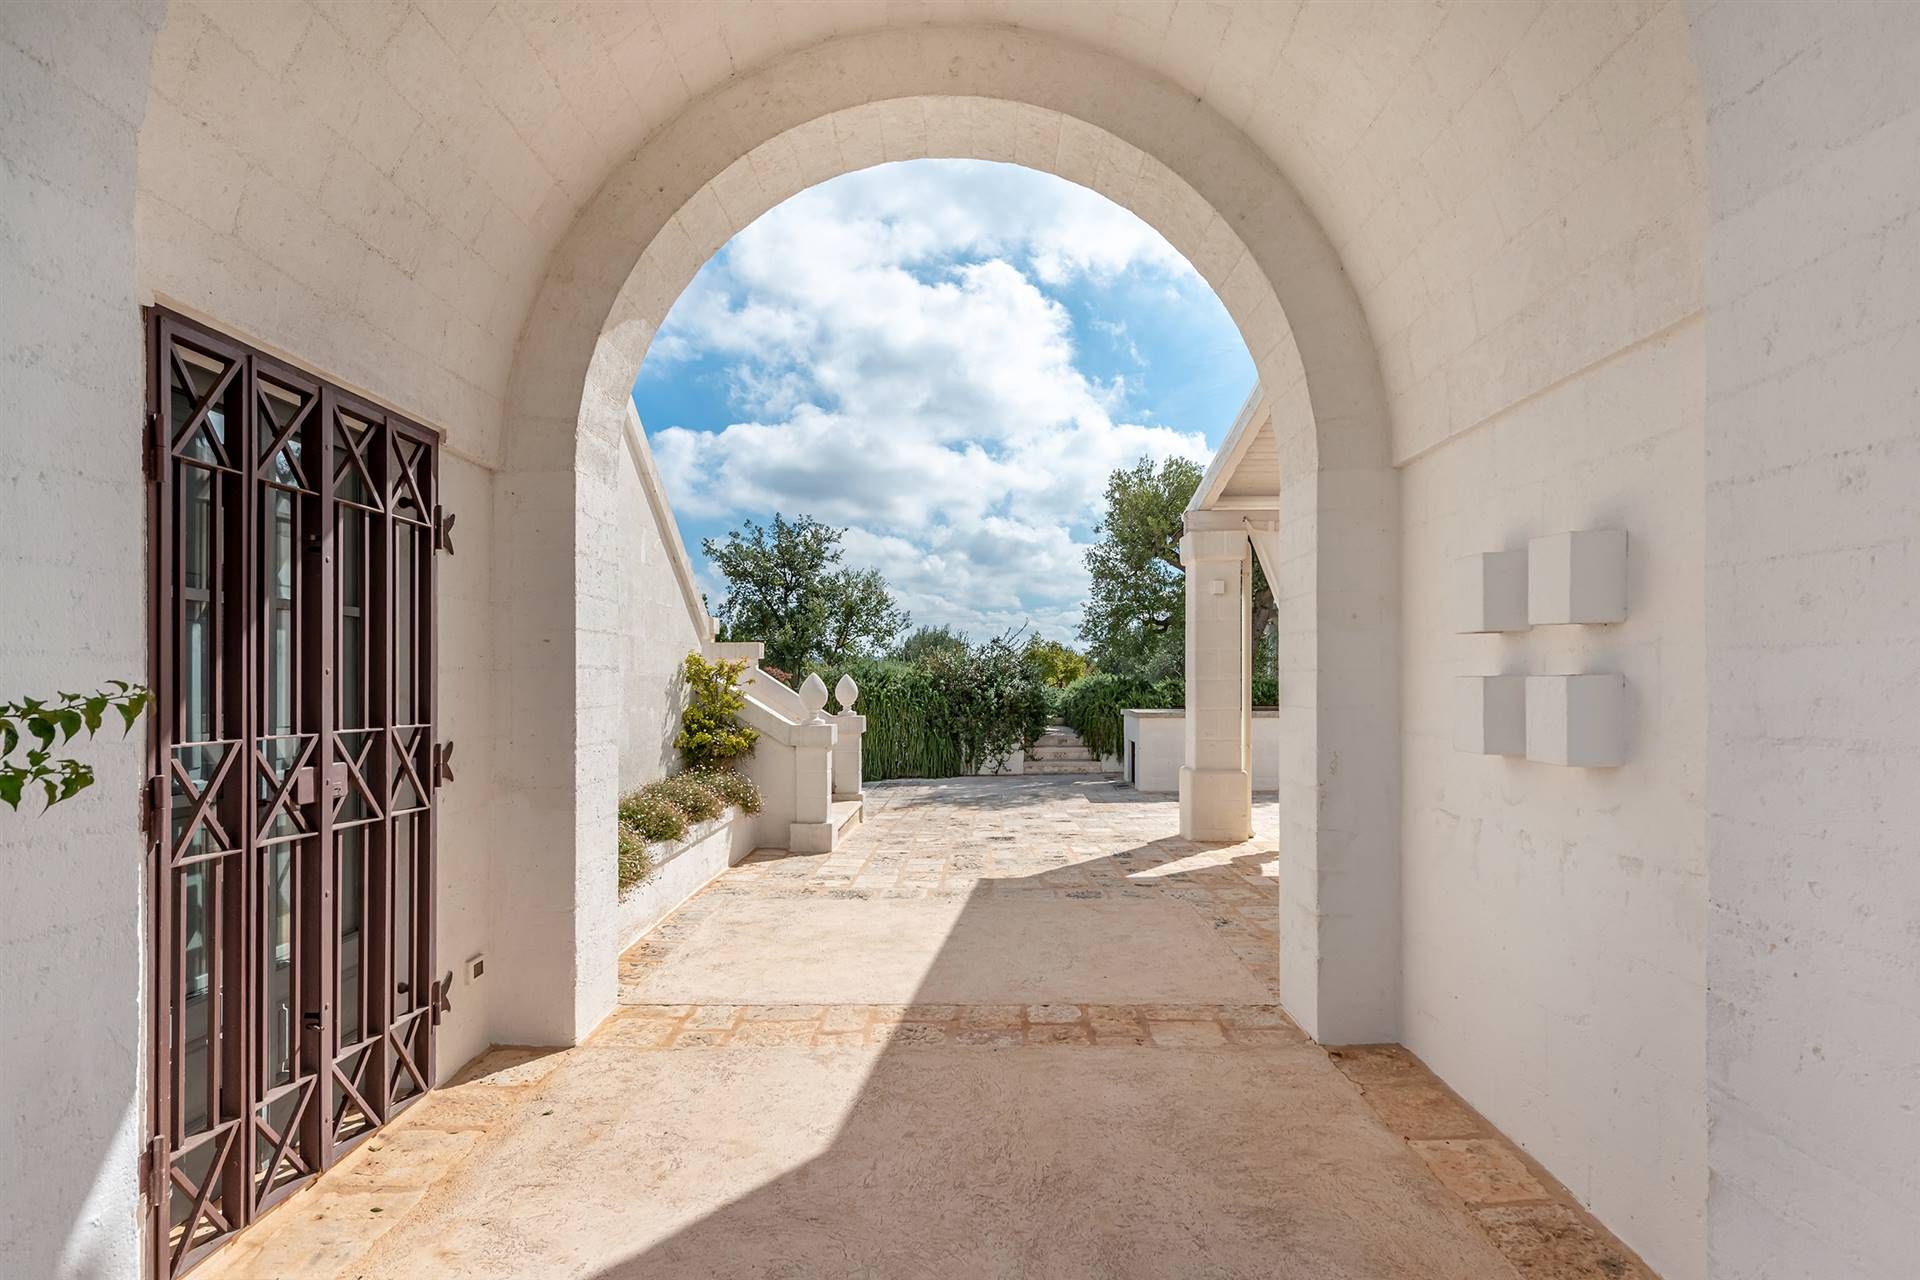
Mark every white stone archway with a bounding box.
[492,25,1400,1050]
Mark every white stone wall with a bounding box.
[1690,5,1920,1277]
[0,4,161,1276]
[1399,321,1707,1276]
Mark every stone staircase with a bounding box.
[1023,726,1109,775]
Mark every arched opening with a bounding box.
[490,27,1398,1056]
[10,3,1798,1276]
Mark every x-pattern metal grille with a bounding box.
[168,347,241,472]
[252,1077,316,1194]
[332,729,384,823]
[170,744,239,863]
[257,379,315,491]
[166,1124,239,1268]
[147,311,443,1279]
[330,1042,383,1141]
[253,736,315,844]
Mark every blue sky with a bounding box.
[632,159,1254,645]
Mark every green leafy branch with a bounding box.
[0,682,151,811]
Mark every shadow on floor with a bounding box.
[543,787,1510,1278]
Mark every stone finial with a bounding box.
[834,673,860,711]
[799,672,830,722]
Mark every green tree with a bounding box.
[704,514,908,671]
[1077,455,1273,674]
[1022,636,1090,687]
[820,567,910,665]
[895,624,971,664]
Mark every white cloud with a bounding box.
[638,159,1229,642]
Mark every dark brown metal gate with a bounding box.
[144,310,448,1277]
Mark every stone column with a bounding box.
[1179,526,1254,841]
[789,673,838,852]
[831,674,865,801]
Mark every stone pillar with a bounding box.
[790,673,838,852]
[831,674,865,801]
[1179,526,1254,841]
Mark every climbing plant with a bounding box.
[1,682,150,810]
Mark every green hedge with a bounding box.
[816,633,1050,782]
[1058,670,1280,761]
[1058,672,1183,760]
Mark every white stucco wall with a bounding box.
[615,408,708,797]
[1127,709,1280,794]
[1690,6,1920,1277]
[1400,320,1707,1275]
[0,5,161,1277]
[8,3,1917,1275]
[432,452,497,1079]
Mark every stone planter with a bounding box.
[617,806,758,952]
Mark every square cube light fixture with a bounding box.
[1456,549,1530,633]
[1528,529,1628,626]
[1455,675,1526,755]
[1525,673,1626,767]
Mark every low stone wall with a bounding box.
[1122,708,1281,793]
[618,807,759,952]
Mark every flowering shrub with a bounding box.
[655,771,723,823]
[617,825,651,890]
[619,787,688,846]
[690,767,763,815]
[615,769,763,890]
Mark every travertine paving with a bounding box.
[200,777,1652,1280]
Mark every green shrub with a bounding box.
[690,767,762,814]
[655,771,724,823]
[676,653,758,769]
[617,825,652,890]
[1058,671,1184,761]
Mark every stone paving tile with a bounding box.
[1474,1203,1656,1278]
[208,779,1648,1280]
[1147,1019,1228,1047]
[1356,1081,1489,1140]
[1329,1038,1657,1279]
[607,1002,1299,1051]
[1326,1043,1425,1084]
[1409,1138,1554,1206]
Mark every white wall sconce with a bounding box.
[1455,675,1526,755]
[1525,673,1626,767]
[1456,550,1530,633]
[1528,529,1627,625]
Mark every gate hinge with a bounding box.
[431,971,453,1026]
[139,774,165,835]
[432,504,456,554]
[141,1135,166,1205]
[433,741,455,789]
[142,410,161,481]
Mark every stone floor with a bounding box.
[199,776,1654,1280]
